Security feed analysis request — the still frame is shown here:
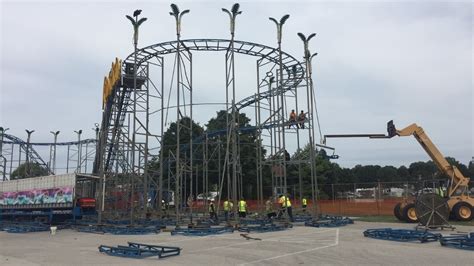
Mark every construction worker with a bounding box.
[161,199,168,218]
[435,186,445,198]
[278,194,294,222]
[288,109,297,128]
[302,197,308,212]
[277,194,286,218]
[238,198,247,218]
[298,110,306,129]
[209,199,218,221]
[265,196,276,219]
[223,199,233,221]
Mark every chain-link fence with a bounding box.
[261,179,474,216]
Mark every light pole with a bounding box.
[170,3,189,226]
[0,127,9,181]
[297,32,318,216]
[25,129,35,178]
[74,130,82,173]
[126,9,147,224]
[49,130,60,174]
[269,14,290,212]
[222,2,242,220]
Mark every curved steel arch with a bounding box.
[124,38,305,111]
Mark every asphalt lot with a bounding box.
[0,221,472,265]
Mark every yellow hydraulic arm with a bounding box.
[388,121,470,197]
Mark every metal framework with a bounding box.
[1,5,327,227]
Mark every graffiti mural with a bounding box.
[0,186,73,206]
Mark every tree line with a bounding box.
[9,111,473,201]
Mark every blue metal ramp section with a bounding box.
[99,242,181,259]
[238,223,292,233]
[74,224,160,235]
[439,232,474,251]
[363,228,441,243]
[1,222,50,233]
[305,215,353,228]
[170,226,234,236]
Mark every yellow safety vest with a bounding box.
[302,198,307,206]
[436,188,445,197]
[280,196,292,207]
[223,201,230,211]
[209,203,215,213]
[238,200,247,212]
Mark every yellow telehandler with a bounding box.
[387,121,473,222]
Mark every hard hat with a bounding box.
[210,199,215,202]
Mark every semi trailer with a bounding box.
[0,173,98,223]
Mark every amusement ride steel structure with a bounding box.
[1,4,330,225]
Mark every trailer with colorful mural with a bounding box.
[0,174,98,223]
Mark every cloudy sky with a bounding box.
[0,0,472,171]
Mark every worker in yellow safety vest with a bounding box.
[238,198,247,218]
[278,194,294,222]
[435,187,445,198]
[209,199,218,221]
[302,197,308,212]
[266,196,277,219]
[223,199,233,221]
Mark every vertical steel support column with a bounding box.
[298,32,319,216]
[50,131,60,174]
[74,130,83,173]
[270,15,290,202]
[158,56,165,215]
[0,127,8,181]
[170,4,190,226]
[222,3,242,215]
[25,129,34,178]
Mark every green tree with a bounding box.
[11,162,48,180]
[148,117,204,188]
[376,166,399,182]
[206,110,266,198]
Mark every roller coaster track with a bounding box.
[98,39,306,174]
[125,39,305,111]
[1,133,54,175]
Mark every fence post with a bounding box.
[331,183,335,205]
[377,181,381,216]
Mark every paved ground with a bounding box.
[0,221,472,265]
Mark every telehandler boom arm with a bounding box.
[388,121,470,197]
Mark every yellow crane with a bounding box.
[388,121,473,222]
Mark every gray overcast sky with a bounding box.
[0,0,472,169]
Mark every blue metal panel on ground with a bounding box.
[439,233,474,250]
[98,242,181,259]
[363,228,441,243]
[170,226,234,236]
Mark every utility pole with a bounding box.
[49,131,60,174]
